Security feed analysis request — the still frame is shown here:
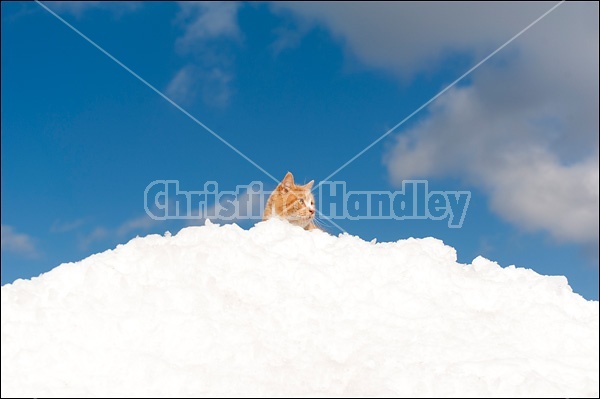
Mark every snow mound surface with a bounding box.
[1,219,598,397]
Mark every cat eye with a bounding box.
[299,199,305,204]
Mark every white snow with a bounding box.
[1,219,598,397]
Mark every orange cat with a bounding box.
[263,172,318,230]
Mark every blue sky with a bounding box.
[2,1,598,300]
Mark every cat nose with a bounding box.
[309,209,315,214]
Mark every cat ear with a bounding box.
[281,172,294,191]
[304,180,314,190]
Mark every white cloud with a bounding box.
[276,2,599,247]
[269,15,314,55]
[78,227,110,251]
[200,67,233,106]
[116,214,158,237]
[271,2,556,78]
[167,2,241,107]
[165,65,197,104]
[79,215,161,250]
[50,219,86,233]
[166,64,233,107]
[383,3,599,246]
[46,1,141,18]
[1,225,39,257]
[175,1,241,54]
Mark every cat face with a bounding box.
[264,172,316,228]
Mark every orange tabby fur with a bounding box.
[263,172,317,230]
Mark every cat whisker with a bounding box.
[311,213,329,230]
[313,210,347,233]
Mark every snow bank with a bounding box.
[1,219,598,397]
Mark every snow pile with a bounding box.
[1,219,598,397]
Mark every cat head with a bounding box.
[268,172,315,228]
